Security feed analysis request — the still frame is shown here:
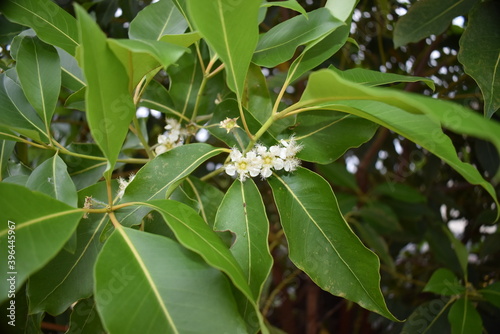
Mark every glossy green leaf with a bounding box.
[116,144,224,226]
[25,153,77,207]
[17,36,60,129]
[108,39,188,90]
[187,0,260,99]
[479,282,500,308]
[423,268,465,296]
[298,69,500,215]
[448,298,482,334]
[27,181,112,315]
[268,168,399,321]
[160,31,202,47]
[75,5,136,177]
[215,179,273,301]
[0,72,49,143]
[57,47,85,92]
[0,183,83,303]
[145,199,268,332]
[325,0,359,21]
[262,0,307,17]
[62,144,107,190]
[244,63,273,125]
[458,1,500,118]
[182,176,224,227]
[94,226,247,333]
[0,0,79,55]
[67,298,105,334]
[293,110,378,164]
[316,162,359,192]
[331,67,435,89]
[393,0,478,48]
[253,8,344,67]
[129,0,188,40]
[287,24,349,84]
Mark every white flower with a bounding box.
[255,144,284,178]
[225,148,262,181]
[283,157,300,172]
[155,134,182,155]
[279,136,303,159]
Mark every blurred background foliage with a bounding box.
[0,0,499,333]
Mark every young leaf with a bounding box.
[253,8,344,68]
[458,1,500,118]
[215,179,273,301]
[16,36,61,131]
[0,0,79,55]
[262,0,307,17]
[0,183,83,303]
[447,298,482,334]
[75,5,136,177]
[393,0,478,48]
[268,168,399,321]
[186,0,261,99]
[129,0,188,40]
[94,226,247,333]
[25,153,78,207]
[423,268,465,296]
[325,0,359,22]
[27,181,113,315]
[116,143,225,226]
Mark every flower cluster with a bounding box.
[225,137,303,181]
[117,173,136,199]
[154,118,189,155]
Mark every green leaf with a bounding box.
[145,199,267,332]
[0,183,83,303]
[57,47,85,91]
[0,0,79,55]
[316,162,359,192]
[160,31,202,47]
[298,69,500,216]
[293,110,378,164]
[262,0,307,17]
[0,72,49,143]
[16,36,61,130]
[268,168,399,321]
[401,299,451,334]
[442,227,469,280]
[287,24,349,84]
[353,222,395,271]
[215,179,273,301]
[448,298,482,334]
[253,8,344,67]
[129,0,188,40]
[480,282,500,308]
[75,5,136,177]
[187,0,261,99]
[116,143,224,226]
[182,176,224,227]
[108,39,188,90]
[393,0,478,48]
[331,67,435,90]
[94,226,247,333]
[67,298,105,334]
[423,268,465,296]
[0,140,16,181]
[27,181,112,315]
[25,153,77,207]
[244,63,273,125]
[458,1,500,118]
[325,0,359,22]
[62,143,107,190]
